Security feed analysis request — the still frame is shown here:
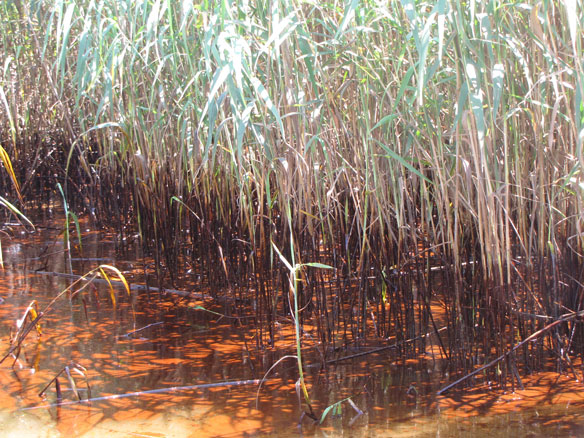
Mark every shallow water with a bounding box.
[2,221,584,437]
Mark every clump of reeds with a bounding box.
[1,0,583,385]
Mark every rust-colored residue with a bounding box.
[2,219,584,437]
[438,371,584,418]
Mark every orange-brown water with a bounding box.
[2,219,584,437]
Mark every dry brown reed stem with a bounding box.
[438,308,584,396]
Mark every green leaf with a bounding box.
[271,241,293,272]
[320,401,341,423]
[370,114,398,132]
[466,62,485,149]
[492,63,504,121]
[68,211,83,252]
[372,139,433,185]
[0,197,33,228]
[303,262,333,270]
[249,75,284,138]
[334,0,359,41]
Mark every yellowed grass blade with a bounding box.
[98,266,116,308]
[98,264,131,296]
[0,145,23,204]
[18,300,42,337]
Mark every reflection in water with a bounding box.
[1,223,584,437]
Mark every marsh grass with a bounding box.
[1,0,584,389]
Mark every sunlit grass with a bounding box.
[2,0,581,270]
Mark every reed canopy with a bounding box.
[1,0,584,362]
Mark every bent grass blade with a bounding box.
[320,396,364,424]
[0,145,32,269]
[8,300,44,365]
[39,362,91,403]
[95,264,131,296]
[271,240,332,418]
[0,145,23,203]
[0,265,131,366]
[0,197,34,229]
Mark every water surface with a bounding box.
[1,221,584,437]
